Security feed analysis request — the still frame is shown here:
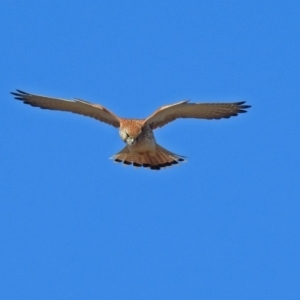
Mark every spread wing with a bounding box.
[144,100,251,129]
[11,89,120,128]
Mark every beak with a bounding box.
[127,137,135,145]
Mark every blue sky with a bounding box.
[1,1,300,299]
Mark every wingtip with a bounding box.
[235,101,246,105]
[16,89,29,94]
[231,102,250,119]
[236,101,251,113]
[10,89,29,98]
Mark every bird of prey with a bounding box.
[11,89,251,170]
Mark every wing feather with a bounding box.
[11,89,120,128]
[144,100,251,129]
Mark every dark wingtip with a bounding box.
[237,103,251,116]
[16,89,29,94]
[235,101,251,109]
[237,102,251,110]
[218,101,251,119]
[11,89,30,101]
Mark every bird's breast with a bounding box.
[131,127,156,152]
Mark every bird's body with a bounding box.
[11,89,251,170]
[116,120,184,169]
[119,120,156,153]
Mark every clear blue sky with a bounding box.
[1,1,299,299]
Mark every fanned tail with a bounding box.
[110,144,186,170]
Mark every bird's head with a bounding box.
[119,121,143,145]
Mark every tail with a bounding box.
[110,144,186,170]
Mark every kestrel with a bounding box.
[11,89,251,170]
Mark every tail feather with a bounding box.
[111,144,186,170]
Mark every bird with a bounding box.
[11,89,251,170]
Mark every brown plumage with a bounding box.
[11,89,251,170]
